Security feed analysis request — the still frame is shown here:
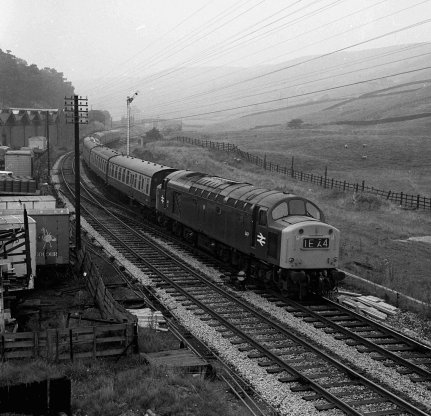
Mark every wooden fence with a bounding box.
[77,243,138,324]
[0,322,137,362]
[174,136,431,210]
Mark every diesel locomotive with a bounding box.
[83,136,344,298]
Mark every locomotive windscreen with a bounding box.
[272,199,322,221]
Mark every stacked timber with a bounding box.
[338,293,398,320]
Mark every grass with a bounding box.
[131,124,431,303]
[0,358,250,416]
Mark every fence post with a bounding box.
[417,194,420,209]
[362,180,365,191]
[355,183,359,192]
[324,166,327,188]
[69,329,74,362]
[33,331,39,358]
[290,156,294,177]
[263,155,267,170]
[387,190,391,199]
[55,330,59,362]
[331,178,334,189]
[343,180,346,191]
[400,192,403,206]
[93,326,97,359]
[1,334,4,362]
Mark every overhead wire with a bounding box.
[86,1,431,120]
[144,15,431,114]
[98,0,423,108]
[155,47,431,115]
[155,65,431,120]
[91,0,338,98]
[86,0,258,95]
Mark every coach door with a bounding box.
[251,206,268,258]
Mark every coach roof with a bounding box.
[110,154,176,177]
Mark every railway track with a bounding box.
[259,292,431,385]
[58,152,430,415]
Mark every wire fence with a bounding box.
[174,136,431,211]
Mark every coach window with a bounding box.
[121,169,125,182]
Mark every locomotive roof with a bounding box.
[166,170,311,212]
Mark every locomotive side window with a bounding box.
[258,209,267,226]
[216,206,221,215]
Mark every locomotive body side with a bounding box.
[157,168,343,296]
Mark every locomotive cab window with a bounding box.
[271,199,322,220]
[305,201,322,220]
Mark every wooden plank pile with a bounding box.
[338,292,398,320]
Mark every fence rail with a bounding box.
[174,136,431,210]
[0,322,137,362]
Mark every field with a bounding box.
[133,120,431,304]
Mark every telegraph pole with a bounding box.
[45,110,50,182]
[126,92,138,156]
[64,95,88,251]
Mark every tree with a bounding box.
[145,127,162,141]
[0,48,74,108]
[287,118,304,129]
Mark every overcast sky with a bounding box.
[2,0,431,118]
